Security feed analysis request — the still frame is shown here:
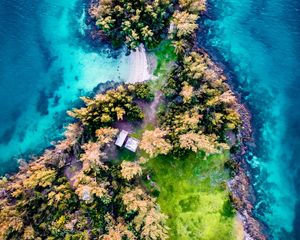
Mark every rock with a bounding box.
[229,103,267,240]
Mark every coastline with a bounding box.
[198,6,267,238]
[0,0,134,175]
[229,103,266,240]
[197,45,266,240]
[202,49,265,239]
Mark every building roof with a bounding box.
[124,137,140,152]
[115,130,129,147]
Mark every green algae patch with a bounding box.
[146,152,236,240]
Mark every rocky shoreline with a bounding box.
[198,5,267,239]
[200,47,266,240]
[229,103,266,240]
[199,43,267,240]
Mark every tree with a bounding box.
[47,182,73,209]
[23,167,56,189]
[120,161,142,181]
[170,11,198,38]
[179,0,206,13]
[173,108,202,134]
[101,215,135,240]
[224,108,241,130]
[183,52,208,80]
[95,127,118,146]
[68,86,143,128]
[140,128,172,157]
[22,226,35,240]
[122,187,153,213]
[80,142,106,172]
[90,0,172,49]
[172,39,187,55]
[72,173,108,201]
[138,208,169,240]
[54,123,84,153]
[219,90,237,105]
[122,187,168,240]
[141,25,154,42]
[0,203,24,238]
[64,123,83,145]
[180,81,194,103]
[179,132,217,154]
[128,82,154,101]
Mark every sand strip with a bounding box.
[127,44,152,83]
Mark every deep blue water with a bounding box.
[0,0,129,174]
[202,0,300,239]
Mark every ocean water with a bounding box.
[202,0,300,239]
[0,0,130,174]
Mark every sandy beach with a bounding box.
[127,44,152,83]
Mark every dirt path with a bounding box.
[136,91,163,128]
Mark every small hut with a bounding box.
[115,129,140,153]
[115,130,129,147]
[125,137,140,152]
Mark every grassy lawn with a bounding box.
[151,40,177,77]
[145,152,237,240]
[148,39,177,95]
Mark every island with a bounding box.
[0,0,265,239]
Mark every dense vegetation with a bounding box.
[0,86,168,239]
[67,86,144,131]
[0,0,243,239]
[90,0,173,49]
[159,51,240,153]
[89,0,205,50]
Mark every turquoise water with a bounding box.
[203,0,300,238]
[0,0,130,174]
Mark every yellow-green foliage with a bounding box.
[146,152,236,240]
[169,0,207,54]
[170,11,199,38]
[140,128,172,158]
[127,82,155,101]
[68,85,144,129]
[179,0,206,13]
[160,51,241,144]
[90,0,173,49]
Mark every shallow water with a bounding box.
[0,0,130,174]
[202,0,300,238]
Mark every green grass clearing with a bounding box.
[145,152,237,240]
[151,40,177,77]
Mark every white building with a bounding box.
[115,130,129,147]
[124,137,140,152]
[115,129,140,153]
